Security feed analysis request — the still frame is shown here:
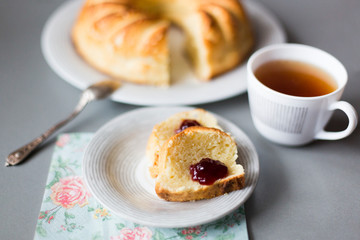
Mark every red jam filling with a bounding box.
[190,158,228,185]
[175,119,202,133]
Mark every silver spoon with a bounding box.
[5,79,121,166]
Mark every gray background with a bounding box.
[1,0,359,239]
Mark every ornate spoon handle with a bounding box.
[6,135,46,167]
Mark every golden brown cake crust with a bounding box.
[72,0,170,86]
[155,172,245,202]
[72,0,254,86]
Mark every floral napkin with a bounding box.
[34,133,249,240]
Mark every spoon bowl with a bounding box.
[85,79,122,101]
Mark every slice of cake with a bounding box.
[146,108,221,178]
[155,126,245,202]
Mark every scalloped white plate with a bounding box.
[82,107,259,228]
[41,0,286,106]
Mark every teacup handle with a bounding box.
[315,101,358,140]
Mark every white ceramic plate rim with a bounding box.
[82,107,260,228]
[41,0,286,106]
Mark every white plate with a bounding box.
[42,0,285,106]
[82,107,259,228]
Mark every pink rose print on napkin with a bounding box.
[111,227,152,240]
[56,134,71,147]
[50,176,91,209]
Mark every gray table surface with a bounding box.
[1,0,360,239]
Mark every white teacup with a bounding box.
[247,43,358,146]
